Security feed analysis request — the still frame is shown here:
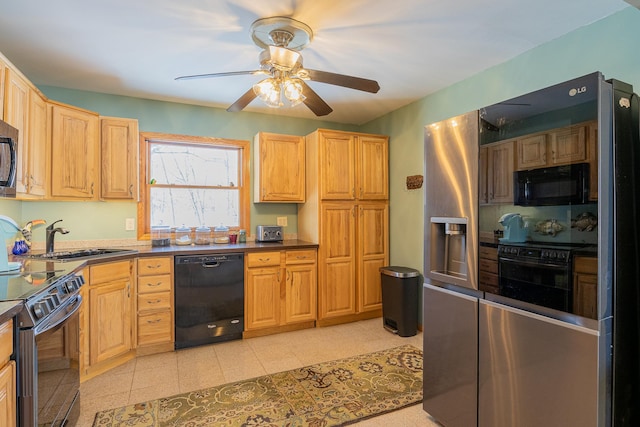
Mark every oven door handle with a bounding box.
[34,294,82,336]
[499,257,568,270]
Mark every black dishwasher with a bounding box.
[174,253,244,349]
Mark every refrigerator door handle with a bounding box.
[482,299,600,336]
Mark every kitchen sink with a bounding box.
[27,248,138,261]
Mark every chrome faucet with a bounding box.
[45,219,69,254]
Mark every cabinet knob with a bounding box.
[129,184,133,196]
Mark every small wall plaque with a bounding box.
[406,175,423,190]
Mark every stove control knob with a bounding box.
[32,302,49,319]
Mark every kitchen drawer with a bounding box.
[574,256,597,275]
[138,292,171,311]
[137,274,172,293]
[0,319,13,363]
[479,258,498,274]
[479,246,498,261]
[246,251,281,268]
[285,249,316,265]
[90,260,131,285]
[137,311,172,346]
[479,270,499,287]
[138,257,172,275]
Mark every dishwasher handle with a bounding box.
[202,261,221,268]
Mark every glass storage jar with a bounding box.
[195,226,211,245]
[175,224,192,245]
[238,229,246,243]
[151,225,171,247]
[213,224,230,244]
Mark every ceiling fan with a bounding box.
[175,17,380,116]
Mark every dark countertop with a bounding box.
[134,239,318,258]
[0,300,22,325]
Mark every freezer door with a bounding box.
[423,283,478,427]
[479,300,601,427]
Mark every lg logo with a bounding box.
[569,86,587,96]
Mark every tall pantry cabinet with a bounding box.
[298,129,389,327]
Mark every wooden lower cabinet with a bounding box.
[573,256,598,319]
[0,319,15,427]
[82,260,134,380]
[136,257,174,355]
[479,245,499,293]
[244,249,317,337]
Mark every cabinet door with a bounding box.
[89,279,132,365]
[550,124,587,165]
[101,117,138,200]
[50,104,99,198]
[285,263,316,324]
[358,135,388,200]
[479,146,488,205]
[517,134,547,170]
[319,132,356,200]
[358,203,388,312]
[254,133,305,202]
[0,361,16,427]
[245,267,280,330]
[4,69,29,194]
[0,60,5,119]
[27,90,47,196]
[487,141,514,204]
[319,203,356,318]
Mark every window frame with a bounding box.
[137,132,250,241]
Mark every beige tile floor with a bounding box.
[78,318,442,426]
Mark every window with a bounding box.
[138,132,250,239]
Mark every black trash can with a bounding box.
[380,266,421,337]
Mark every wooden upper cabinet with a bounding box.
[316,130,388,201]
[254,132,305,203]
[516,134,548,170]
[4,68,29,193]
[0,59,6,119]
[550,124,588,165]
[358,135,389,200]
[486,140,515,204]
[100,117,139,200]
[319,131,356,200]
[49,102,99,199]
[27,90,47,197]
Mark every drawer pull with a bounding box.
[146,318,162,324]
[147,282,162,287]
[147,299,162,304]
[296,255,308,259]
[259,257,270,262]
[146,264,162,269]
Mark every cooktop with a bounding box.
[0,259,84,302]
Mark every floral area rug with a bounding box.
[93,344,423,426]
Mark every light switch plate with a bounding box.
[125,218,135,231]
[276,216,288,227]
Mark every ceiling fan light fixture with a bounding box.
[253,78,282,107]
[283,78,306,106]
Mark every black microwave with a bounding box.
[0,119,18,198]
[513,163,590,206]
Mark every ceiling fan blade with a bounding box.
[226,88,257,112]
[299,80,333,116]
[304,69,380,93]
[175,70,264,81]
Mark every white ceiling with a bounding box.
[0,0,630,125]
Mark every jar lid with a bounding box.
[176,224,190,232]
[214,224,229,232]
[196,226,210,232]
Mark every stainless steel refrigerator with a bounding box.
[423,72,640,427]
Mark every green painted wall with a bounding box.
[2,7,639,257]
[362,7,640,276]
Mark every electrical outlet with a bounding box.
[276,216,288,227]
[125,218,135,231]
